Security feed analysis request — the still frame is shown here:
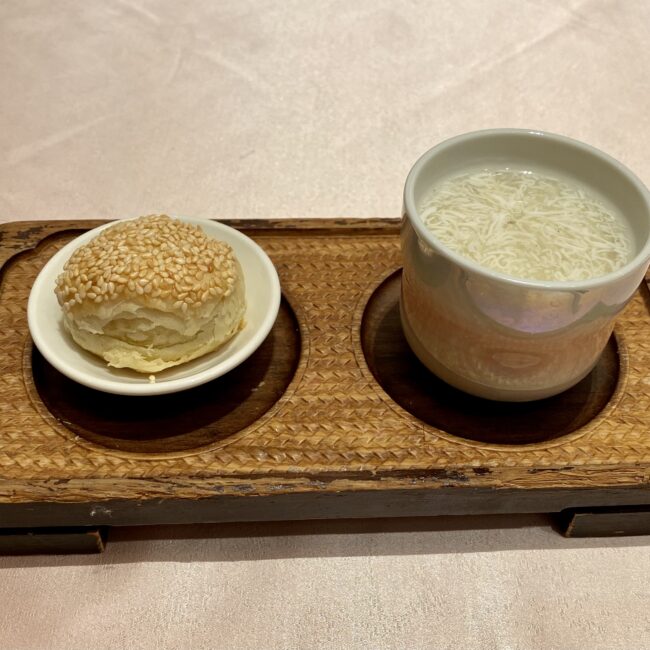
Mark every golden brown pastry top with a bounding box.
[55,215,239,316]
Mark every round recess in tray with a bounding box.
[360,271,620,446]
[30,296,301,454]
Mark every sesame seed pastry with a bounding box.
[54,215,246,373]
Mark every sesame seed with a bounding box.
[54,215,240,315]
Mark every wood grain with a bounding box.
[0,218,649,531]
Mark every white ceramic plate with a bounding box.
[27,217,281,396]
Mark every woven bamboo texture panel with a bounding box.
[1,219,649,504]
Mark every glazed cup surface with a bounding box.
[400,129,650,401]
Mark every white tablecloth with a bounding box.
[1,1,649,648]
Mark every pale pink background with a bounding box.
[1,1,650,649]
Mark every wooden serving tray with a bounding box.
[1,218,650,548]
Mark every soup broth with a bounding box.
[418,169,633,282]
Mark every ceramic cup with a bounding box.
[400,129,650,401]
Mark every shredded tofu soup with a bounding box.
[418,169,633,282]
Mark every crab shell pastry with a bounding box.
[54,215,246,373]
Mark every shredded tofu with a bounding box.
[419,169,633,281]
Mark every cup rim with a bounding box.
[403,128,650,291]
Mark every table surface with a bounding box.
[1,1,650,649]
